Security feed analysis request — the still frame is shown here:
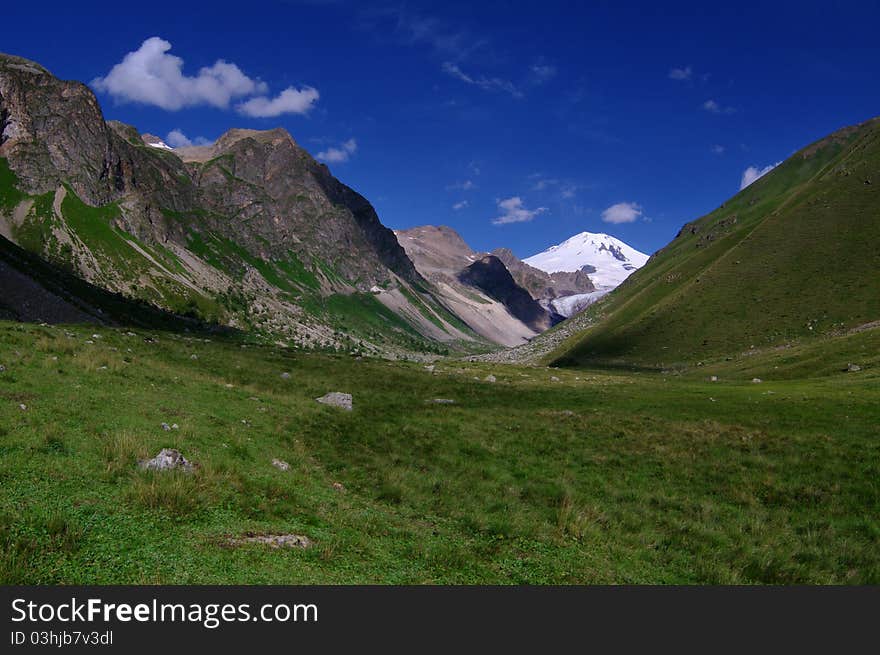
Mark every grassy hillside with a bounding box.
[1,320,877,584]
[550,117,880,369]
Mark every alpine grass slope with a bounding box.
[550,117,880,369]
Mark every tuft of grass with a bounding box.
[100,431,151,476]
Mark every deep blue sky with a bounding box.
[3,1,879,257]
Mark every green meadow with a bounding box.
[1,321,877,584]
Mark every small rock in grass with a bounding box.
[424,365,435,373]
[190,354,198,360]
[272,458,290,471]
[19,404,27,411]
[427,398,456,404]
[551,376,560,382]
[332,482,346,492]
[485,374,496,383]
[171,423,179,430]
[752,378,763,384]
[316,392,352,411]
[139,448,194,473]
[847,363,862,372]
[227,534,312,549]
[0,364,5,373]
[161,422,171,431]
[709,375,718,382]
[280,372,291,380]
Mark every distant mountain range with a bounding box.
[0,51,650,355]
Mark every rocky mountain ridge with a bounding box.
[0,52,478,356]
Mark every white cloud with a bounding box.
[446,179,476,191]
[740,162,781,190]
[362,6,487,61]
[92,37,269,110]
[530,174,582,199]
[452,200,469,211]
[441,62,523,98]
[165,129,192,148]
[492,196,547,225]
[669,66,693,80]
[529,64,557,83]
[164,129,212,148]
[703,99,735,114]
[601,202,642,224]
[711,144,725,155]
[236,86,320,118]
[316,138,357,163]
[531,177,559,191]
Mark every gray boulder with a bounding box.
[227,534,312,549]
[139,448,194,473]
[316,392,352,411]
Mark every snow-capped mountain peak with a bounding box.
[523,231,649,316]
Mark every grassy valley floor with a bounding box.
[0,320,878,584]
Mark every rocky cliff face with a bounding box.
[458,255,555,332]
[0,52,472,356]
[491,247,594,308]
[0,55,193,224]
[177,128,419,287]
[0,54,417,291]
[395,225,558,345]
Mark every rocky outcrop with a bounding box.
[458,255,554,332]
[395,226,546,346]
[491,247,594,307]
[179,127,419,288]
[0,54,194,219]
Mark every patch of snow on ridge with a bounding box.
[147,140,174,151]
